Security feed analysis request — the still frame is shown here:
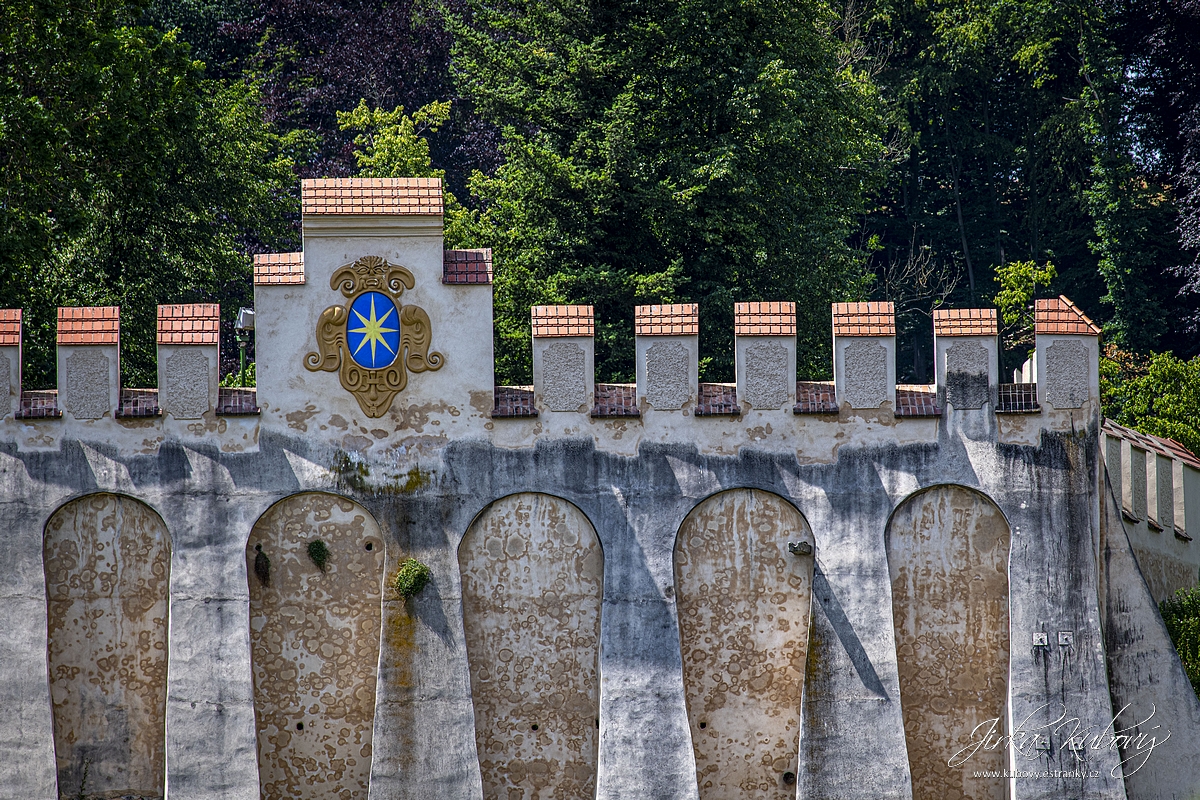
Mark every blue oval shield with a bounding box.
[346,291,401,369]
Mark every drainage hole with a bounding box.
[783,771,796,785]
[698,722,706,729]
[296,722,304,731]
[365,542,373,551]
[531,724,539,731]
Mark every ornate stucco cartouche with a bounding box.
[304,256,443,417]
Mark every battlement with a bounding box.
[0,178,1103,457]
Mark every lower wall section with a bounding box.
[459,493,604,800]
[887,485,1010,800]
[246,493,385,800]
[44,493,171,800]
[674,488,815,798]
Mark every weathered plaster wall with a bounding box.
[459,493,603,800]
[247,493,385,800]
[674,489,814,798]
[887,485,1009,800]
[44,493,170,800]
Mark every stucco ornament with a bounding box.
[305,256,443,417]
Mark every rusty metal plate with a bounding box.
[459,493,603,800]
[888,485,1010,800]
[247,493,385,800]
[44,493,171,800]
[675,489,814,798]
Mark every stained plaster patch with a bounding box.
[64,349,110,419]
[163,349,212,419]
[541,341,588,411]
[843,340,887,409]
[744,341,789,410]
[646,341,691,409]
[944,340,989,410]
[1045,340,1089,409]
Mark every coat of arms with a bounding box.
[305,256,443,417]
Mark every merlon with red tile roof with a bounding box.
[443,249,493,285]
[302,177,443,215]
[1035,295,1100,335]
[0,309,21,347]
[58,307,119,345]
[635,304,699,336]
[532,305,594,337]
[832,302,895,337]
[933,307,998,337]
[158,304,220,345]
[735,302,796,336]
[253,252,305,285]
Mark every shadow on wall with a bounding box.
[458,493,604,800]
[674,488,816,798]
[886,484,1011,800]
[44,493,171,800]
[246,492,386,800]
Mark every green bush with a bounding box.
[307,539,330,572]
[1160,585,1200,699]
[393,558,431,599]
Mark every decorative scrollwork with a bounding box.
[304,256,443,417]
[331,255,415,298]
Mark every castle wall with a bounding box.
[1,179,1199,800]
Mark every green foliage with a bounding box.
[338,100,474,247]
[993,260,1056,358]
[220,361,255,388]
[1105,350,1200,459]
[307,539,330,572]
[449,0,885,382]
[393,557,431,599]
[1160,585,1200,700]
[1,0,305,387]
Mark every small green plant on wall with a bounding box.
[308,540,331,572]
[393,558,431,598]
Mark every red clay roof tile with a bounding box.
[933,307,998,337]
[832,301,895,337]
[253,252,305,285]
[1035,295,1100,335]
[302,177,443,215]
[635,304,699,336]
[532,305,594,337]
[0,309,21,347]
[734,302,796,336]
[443,248,493,284]
[58,306,119,345]
[158,304,220,345]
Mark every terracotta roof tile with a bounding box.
[734,302,796,336]
[895,384,941,417]
[302,177,443,215]
[253,252,305,285]
[58,306,119,345]
[696,383,740,416]
[157,304,220,345]
[635,304,699,336]
[592,383,640,417]
[933,307,998,337]
[832,301,895,337]
[1036,295,1100,335]
[443,248,493,284]
[493,386,537,418]
[0,309,21,347]
[794,381,837,414]
[1103,418,1200,470]
[532,305,594,337]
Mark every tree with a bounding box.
[1160,586,1200,700]
[1105,350,1200,459]
[1,0,301,386]
[450,0,885,383]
